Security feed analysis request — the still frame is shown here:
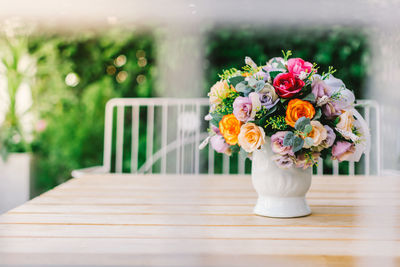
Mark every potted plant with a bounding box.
[201,51,369,218]
[0,19,37,213]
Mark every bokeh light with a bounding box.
[114,54,126,67]
[65,72,79,87]
[116,70,128,83]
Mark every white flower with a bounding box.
[245,56,258,69]
[199,136,210,150]
[298,71,308,80]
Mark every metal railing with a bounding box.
[72,98,380,177]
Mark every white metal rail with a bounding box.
[71,98,380,177]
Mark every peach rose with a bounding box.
[219,114,241,145]
[336,109,355,133]
[237,123,265,153]
[285,99,315,127]
[304,121,328,148]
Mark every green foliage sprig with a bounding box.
[213,91,240,116]
[282,50,292,61]
[218,68,239,80]
[264,115,288,131]
[322,66,337,80]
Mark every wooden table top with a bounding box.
[1,174,400,267]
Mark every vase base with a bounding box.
[253,196,311,218]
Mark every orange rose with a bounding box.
[219,114,241,145]
[285,99,315,127]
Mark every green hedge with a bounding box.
[205,26,370,98]
[30,30,155,195]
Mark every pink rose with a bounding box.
[273,72,305,98]
[210,135,231,155]
[271,131,294,156]
[233,96,252,122]
[332,141,355,162]
[287,58,313,78]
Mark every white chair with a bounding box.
[316,100,381,175]
[72,98,380,177]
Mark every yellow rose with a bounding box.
[304,121,328,148]
[208,81,230,107]
[336,110,355,134]
[219,114,241,145]
[238,122,265,152]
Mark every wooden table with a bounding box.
[1,174,400,267]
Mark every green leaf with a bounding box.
[228,76,245,87]
[292,136,304,153]
[248,77,257,87]
[313,108,322,121]
[302,93,316,102]
[283,132,294,147]
[210,112,223,127]
[334,116,340,125]
[258,115,268,126]
[304,124,313,134]
[255,80,265,91]
[305,137,314,146]
[269,71,282,81]
[265,105,278,116]
[235,82,252,96]
[230,144,240,153]
[294,116,311,132]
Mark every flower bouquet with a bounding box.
[201,51,369,218]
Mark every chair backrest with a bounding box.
[103,98,211,174]
[103,98,380,175]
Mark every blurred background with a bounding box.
[0,0,399,203]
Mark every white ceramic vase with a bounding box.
[251,139,312,218]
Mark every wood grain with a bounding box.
[1,174,400,266]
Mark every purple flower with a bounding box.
[211,124,221,135]
[312,76,333,99]
[312,74,355,119]
[322,125,336,148]
[254,70,269,81]
[272,154,294,169]
[257,84,279,109]
[264,57,287,73]
[210,135,231,155]
[233,96,252,122]
[332,141,355,162]
[271,131,294,156]
[332,89,355,111]
[322,102,341,119]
